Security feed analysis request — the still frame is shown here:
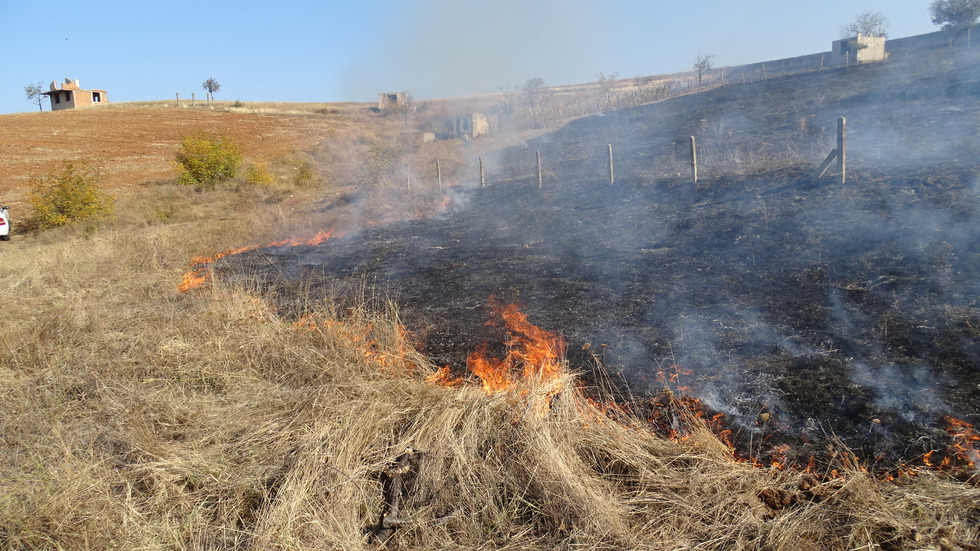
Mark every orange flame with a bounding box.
[178,230,345,293]
[945,416,980,470]
[425,365,465,387]
[466,296,566,393]
[769,444,791,470]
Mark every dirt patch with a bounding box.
[0,106,338,205]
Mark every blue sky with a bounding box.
[1,1,937,114]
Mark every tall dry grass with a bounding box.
[2,98,979,550]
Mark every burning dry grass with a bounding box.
[1,193,979,550]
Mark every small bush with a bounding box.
[25,162,115,232]
[174,131,242,189]
[294,160,320,188]
[244,162,275,186]
[360,142,401,188]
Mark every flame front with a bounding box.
[946,416,980,470]
[178,230,343,293]
[466,296,566,393]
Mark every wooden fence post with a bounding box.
[690,136,698,184]
[837,117,846,184]
[608,144,614,184]
[176,92,181,107]
[191,92,195,106]
[436,160,442,190]
[816,149,838,179]
[406,164,411,190]
[537,151,542,189]
[480,157,485,188]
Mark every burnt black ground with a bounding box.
[218,45,980,467]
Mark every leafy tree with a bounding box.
[26,162,115,232]
[693,52,713,91]
[929,0,980,29]
[174,131,242,189]
[840,11,889,37]
[25,82,45,111]
[202,77,221,102]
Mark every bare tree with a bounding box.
[522,77,545,108]
[693,52,713,91]
[840,11,889,37]
[25,82,45,111]
[596,72,619,100]
[202,78,221,103]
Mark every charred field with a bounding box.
[217,47,980,467]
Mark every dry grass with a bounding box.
[1,96,979,550]
[2,184,978,550]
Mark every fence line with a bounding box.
[405,117,847,192]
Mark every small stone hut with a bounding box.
[831,35,887,67]
[452,113,497,139]
[378,92,408,111]
[43,78,108,111]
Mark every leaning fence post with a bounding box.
[608,144,615,184]
[436,160,442,190]
[480,157,485,188]
[817,149,838,179]
[837,117,846,184]
[690,136,698,184]
[537,151,542,189]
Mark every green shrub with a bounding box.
[26,162,115,232]
[294,160,319,188]
[174,131,242,189]
[244,162,275,186]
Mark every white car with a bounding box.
[0,206,10,241]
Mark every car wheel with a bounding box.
[0,235,9,241]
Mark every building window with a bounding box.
[66,91,72,103]
[92,92,101,103]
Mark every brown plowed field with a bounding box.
[0,106,337,206]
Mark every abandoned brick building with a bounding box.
[43,78,109,111]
